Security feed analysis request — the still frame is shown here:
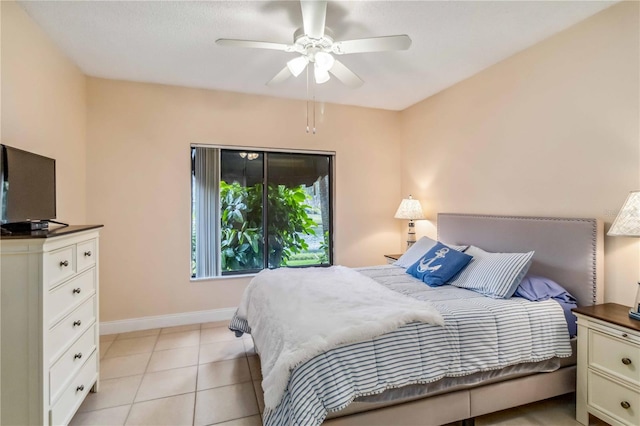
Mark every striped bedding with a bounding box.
[229,265,572,426]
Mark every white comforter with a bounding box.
[236,265,444,409]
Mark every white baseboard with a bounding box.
[100,307,237,335]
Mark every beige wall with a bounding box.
[86,78,402,321]
[400,1,640,305]
[1,1,87,224]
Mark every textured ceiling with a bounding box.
[18,1,617,111]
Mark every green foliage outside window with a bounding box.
[220,181,263,271]
[220,180,320,271]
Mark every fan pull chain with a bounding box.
[304,65,317,134]
[312,74,316,134]
[306,66,310,134]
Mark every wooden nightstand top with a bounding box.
[384,253,403,262]
[572,303,640,333]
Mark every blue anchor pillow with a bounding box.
[406,242,473,287]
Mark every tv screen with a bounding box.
[0,145,56,224]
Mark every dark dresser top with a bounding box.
[572,303,640,332]
[0,224,103,239]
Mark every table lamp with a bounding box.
[608,190,640,320]
[394,195,425,250]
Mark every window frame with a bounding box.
[190,144,336,281]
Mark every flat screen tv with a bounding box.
[0,144,56,225]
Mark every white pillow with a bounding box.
[393,237,438,268]
[394,237,468,268]
[448,245,534,299]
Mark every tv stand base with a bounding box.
[1,221,49,233]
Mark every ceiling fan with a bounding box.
[216,0,412,88]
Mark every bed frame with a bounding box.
[324,213,603,425]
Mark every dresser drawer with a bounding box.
[76,239,96,273]
[50,352,97,426]
[588,370,640,426]
[48,297,96,365]
[590,329,640,386]
[50,325,96,404]
[47,269,96,328]
[589,320,640,346]
[45,245,76,288]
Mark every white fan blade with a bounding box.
[266,66,293,86]
[216,39,293,52]
[329,60,363,88]
[301,1,326,39]
[332,35,412,55]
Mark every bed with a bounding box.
[231,213,604,425]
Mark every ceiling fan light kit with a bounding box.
[216,0,412,131]
[314,51,335,72]
[314,65,331,85]
[287,56,310,77]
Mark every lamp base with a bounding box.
[629,310,640,321]
[406,220,416,250]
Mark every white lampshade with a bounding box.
[394,195,425,220]
[314,65,330,84]
[287,56,309,77]
[314,51,335,72]
[609,191,640,236]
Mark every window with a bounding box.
[191,146,334,278]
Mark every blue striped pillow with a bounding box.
[448,246,534,299]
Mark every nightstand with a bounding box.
[573,303,640,426]
[384,253,402,264]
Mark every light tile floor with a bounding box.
[71,321,262,426]
[71,321,608,426]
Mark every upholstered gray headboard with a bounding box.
[437,214,603,307]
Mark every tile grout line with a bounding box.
[123,330,162,425]
[192,323,203,426]
[246,335,263,422]
[101,333,119,358]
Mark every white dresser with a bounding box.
[1,226,102,425]
[574,303,640,426]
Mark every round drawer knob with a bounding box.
[72,288,82,294]
[60,260,69,267]
[84,251,92,257]
[73,320,82,327]
[76,385,85,392]
[622,333,628,338]
[621,401,631,410]
[74,352,82,360]
[622,358,632,365]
